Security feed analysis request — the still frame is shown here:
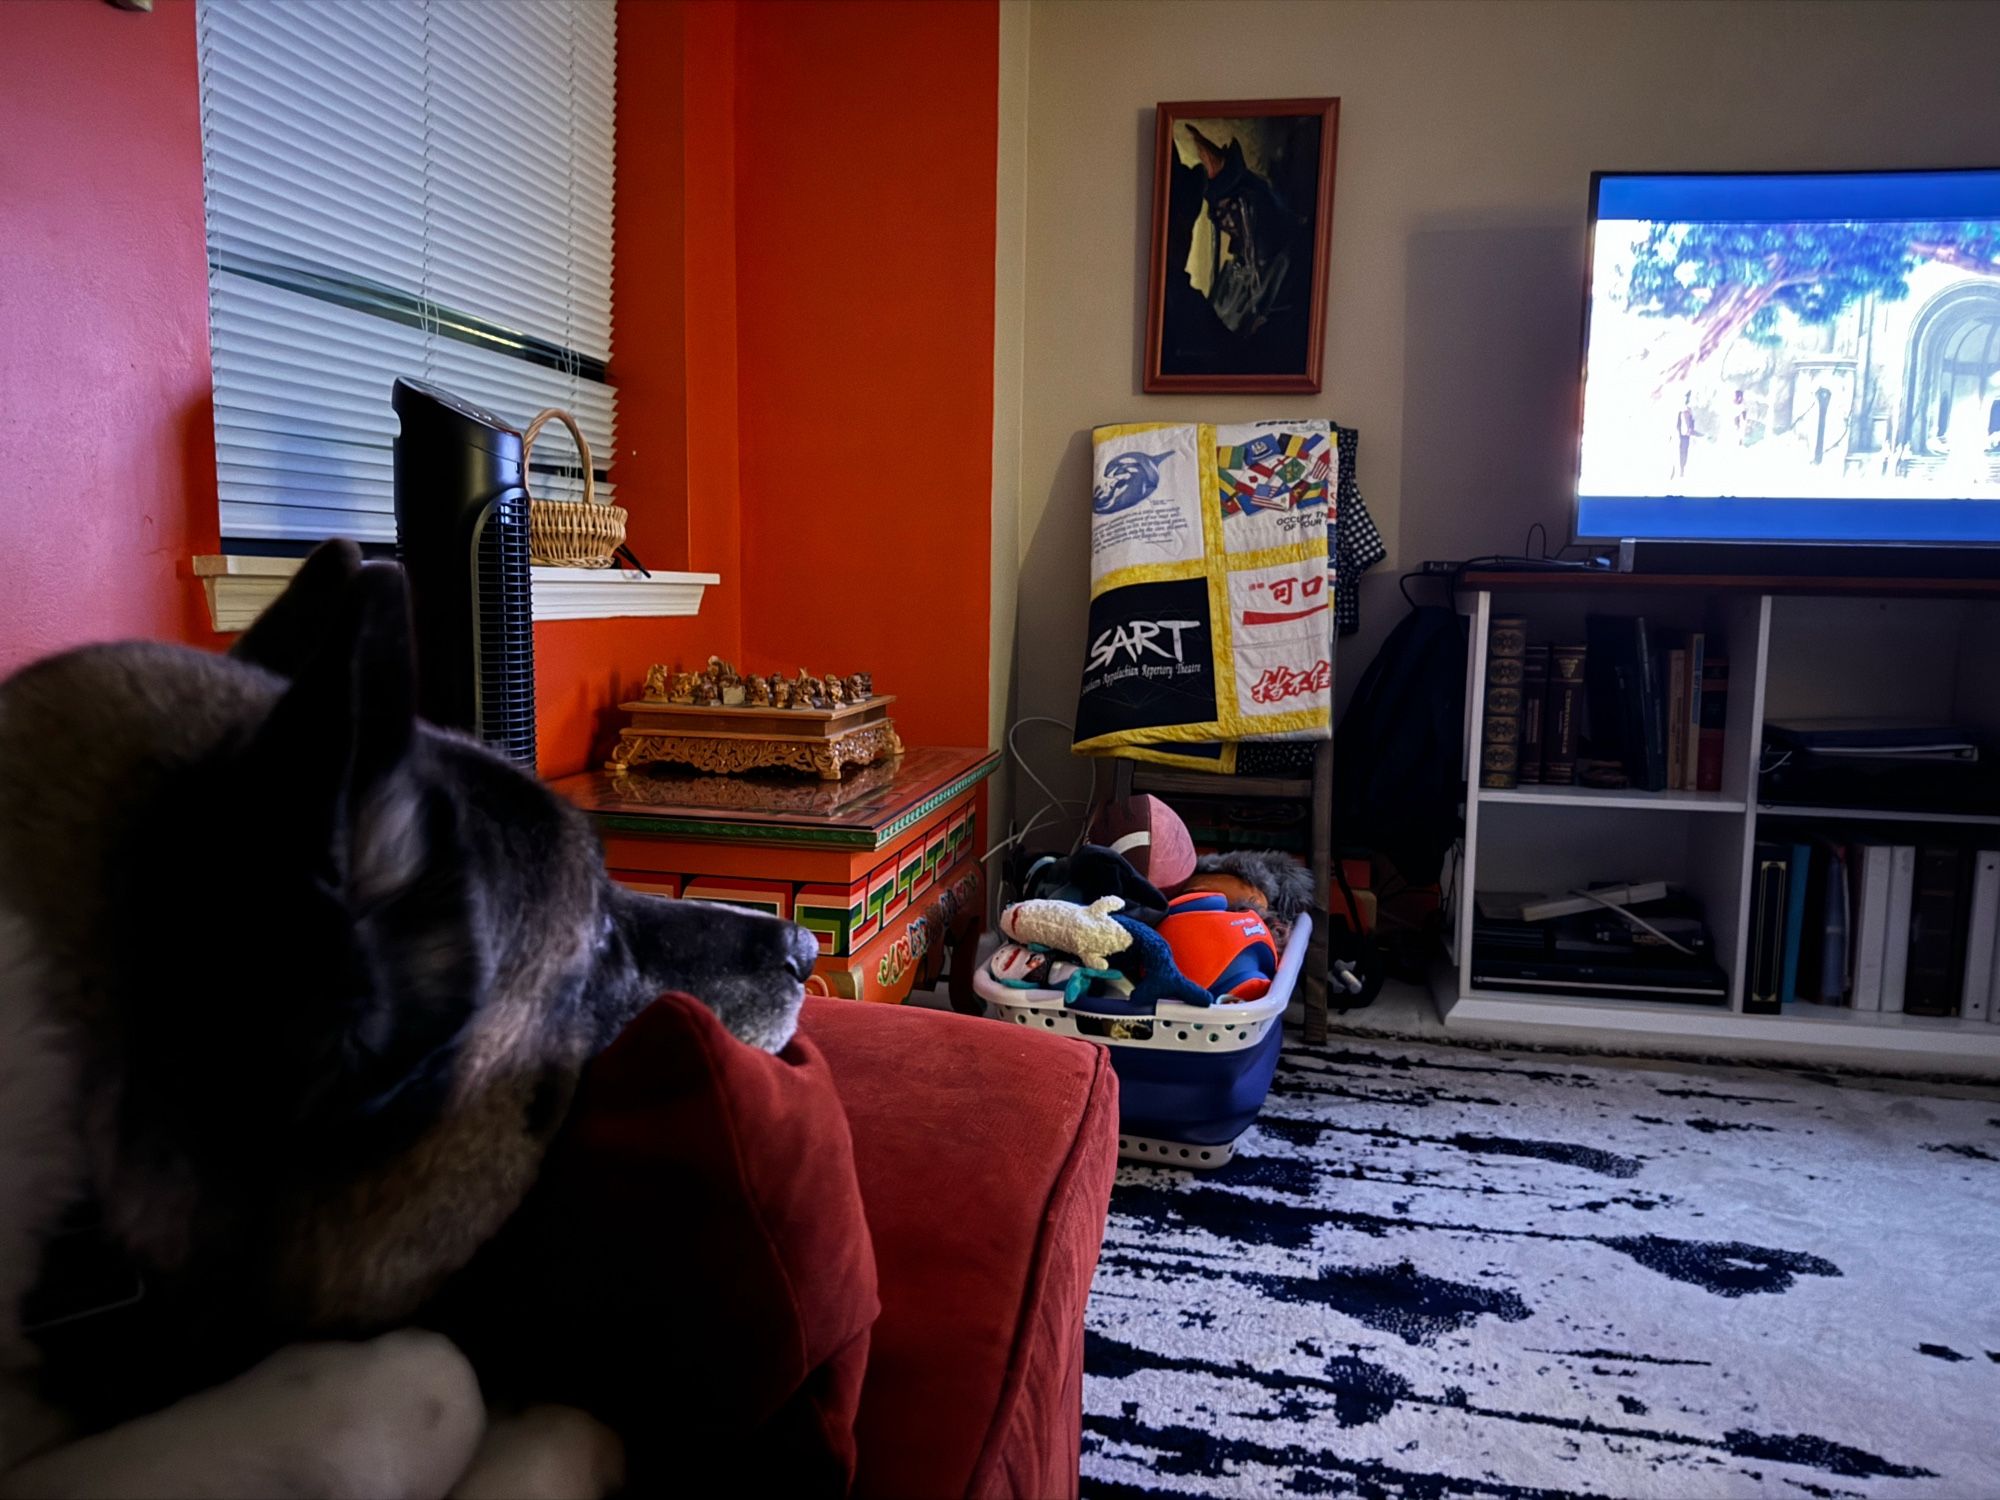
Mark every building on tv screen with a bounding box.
[1576,171,2000,544]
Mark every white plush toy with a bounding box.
[998,895,1132,971]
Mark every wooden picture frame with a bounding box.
[1143,98,1340,395]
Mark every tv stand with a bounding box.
[1445,571,2000,1072]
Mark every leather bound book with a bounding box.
[1480,614,1527,790]
[1543,644,1587,786]
[1695,656,1728,793]
[1518,644,1550,785]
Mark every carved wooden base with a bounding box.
[608,719,905,780]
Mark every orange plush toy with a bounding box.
[1156,893,1278,1001]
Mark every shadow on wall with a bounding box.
[1339,218,1584,716]
[1011,425,1097,839]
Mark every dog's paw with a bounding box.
[449,1405,624,1500]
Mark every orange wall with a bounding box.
[0,0,222,674]
[537,0,748,776]
[0,0,1001,780]
[732,0,1000,751]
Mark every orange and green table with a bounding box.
[550,747,1000,1008]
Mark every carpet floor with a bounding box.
[1081,1035,2000,1499]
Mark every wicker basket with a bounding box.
[523,407,627,568]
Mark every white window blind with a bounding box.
[196,0,617,545]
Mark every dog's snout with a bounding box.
[784,924,819,983]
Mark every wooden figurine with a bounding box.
[745,674,771,707]
[844,672,872,703]
[642,664,671,702]
[824,674,846,708]
[770,674,793,709]
[692,673,721,706]
[794,670,824,709]
[668,670,698,705]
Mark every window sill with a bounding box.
[192,555,719,633]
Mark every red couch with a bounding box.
[803,997,1119,1500]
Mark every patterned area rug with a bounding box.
[1082,1037,2000,1499]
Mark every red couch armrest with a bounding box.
[800,999,1118,1500]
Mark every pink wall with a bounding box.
[0,0,222,673]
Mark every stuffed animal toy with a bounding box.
[1107,913,1214,1009]
[985,941,1114,1004]
[1157,892,1278,1000]
[1184,850,1312,920]
[998,896,1131,971]
[1174,869,1270,916]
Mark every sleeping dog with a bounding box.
[0,542,817,1496]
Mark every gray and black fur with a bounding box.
[0,542,815,1454]
[1192,849,1315,919]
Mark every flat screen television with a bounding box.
[1574,169,2000,553]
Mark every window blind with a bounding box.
[196,0,617,545]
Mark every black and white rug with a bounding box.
[1082,1037,2000,1499]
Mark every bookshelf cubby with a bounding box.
[1442,572,2000,1070]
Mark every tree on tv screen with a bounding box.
[1626,221,2000,389]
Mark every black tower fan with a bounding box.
[391,378,537,766]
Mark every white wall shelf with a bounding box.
[1441,578,2000,1072]
[193,554,718,633]
[1479,784,1747,813]
[1757,802,2000,827]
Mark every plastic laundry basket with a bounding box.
[974,914,1311,1167]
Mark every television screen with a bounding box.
[1575,170,2000,546]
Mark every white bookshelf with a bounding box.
[1440,575,2000,1070]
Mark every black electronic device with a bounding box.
[391,378,537,766]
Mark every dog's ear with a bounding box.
[248,559,419,886]
[231,538,365,680]
[243,561,485,1138]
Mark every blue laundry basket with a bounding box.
[974,914,1311,1167]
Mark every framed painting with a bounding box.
[1144,98,1340,394]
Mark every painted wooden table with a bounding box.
[550,747,1000,1008]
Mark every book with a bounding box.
[1585,614,1666,792]
[1665,648,1688,792]
[1959,851,2000,1024]
[1518,644,1550,785]
[1848,844,1894,1012]
[1479,614,1527,790]
[1799,840,1849,1004]
[1904,846,1969,1016]
[1682,633,1706,791]
[1880,844,1916,1014]
[1792,840,1824,1004]
[1544,644,1587,786]
[1746,843,1789,1014]
[1695,655,1727,792]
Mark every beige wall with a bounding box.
[1010,0,2000,829]
[991,0,1030,869]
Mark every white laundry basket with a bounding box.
[973,914,1310,1166]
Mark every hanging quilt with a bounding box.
[1073,420,1335,774]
